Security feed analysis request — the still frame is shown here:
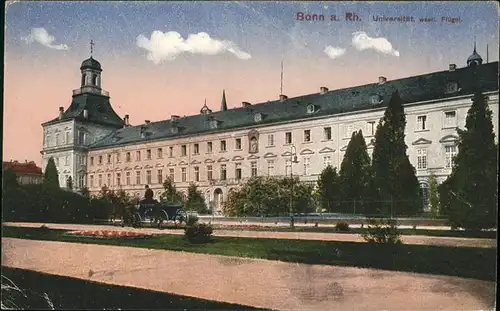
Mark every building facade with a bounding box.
[42,48,499,214]
[3,160,44,185]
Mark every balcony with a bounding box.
[72,87,109,97]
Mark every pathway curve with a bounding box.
[2,238,495,311]
[3,222,496,248]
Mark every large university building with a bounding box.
[41,46,499,214]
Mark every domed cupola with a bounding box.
[79,40,103,89]
[80,57,102,72]
[467,41,483,67]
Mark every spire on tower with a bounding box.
[90,39,95,57]
[220,90,227,111]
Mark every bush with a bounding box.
[361,218,402,244]
[184,223,213,244]
[334,222,350,232]
[185,213,199,226]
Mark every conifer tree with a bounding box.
[160,177,184,204]
[427,173,439,217]
[339,130,373,214]
[371,90,421,216]
[43,157,60,189]
[440,92,498,230]
[317,165,340,212]
[185,183,208,213]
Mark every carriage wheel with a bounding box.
[157,210,169,229]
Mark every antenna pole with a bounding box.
[280,60,283,95]
[487,44,489,63]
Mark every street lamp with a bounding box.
[289,145,299,228]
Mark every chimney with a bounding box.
[83,109,89,119]
[449,64,457,71]
[378,76,387,85]
[145,120,150,124]
[320,87,329,95]
[58,107,64,119]
[123,114,129,126]
[279,94,288,102]
[242,102,252,108]
[171,115,180,121]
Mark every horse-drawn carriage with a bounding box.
[120,200,186,229]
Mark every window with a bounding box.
[126,152,131,162]
[235,138,242,150]
[267,134,274,146]
[65,155,69,166]
[367,121,376,136]
[304,130,311,142]
[251,161,257,177]
[345,124,354,138]
[169,168,174,181]
[285,132,292,144]
[98,174,102,187]
[78,174,85,188]
[136,151,141,161]
[90,157,94,166]
[181,168,187,182]
[193,143,199,155]
[46,135,51,147]
[79,155,85,165]
[157,169,163,184]
[307,104,315,114]
[417,115,427,131]
[181,145,187,156]
[207,165,213,180]
[78,131,85,145]
[194,167,200,182]
[207,142,213,153]
[107,154,112,164]
[116,173,121,186]
[146,149,152,160]
[126,172,131,185]
[445,145,457,168]
[146,170,152,184]
[55,157,59,166]
[116,153,121,163]
[220,140,226,152]
[285,160,291,176]
[417,149,427,169]
[235,163,242,179]
[323,156,331,168]
[65,132,70,144]
[107,173,111,186]
[56,134,61,146]
[220,164,227,180]
[267,160,274,176]
[169,146,174,157]
[303,157,311,175]
[323,127,332,140]
[136,171,141,185]
[157,148,163,159]
[90,175,94,187]
[444,111,457,128]
[98,156,103,165]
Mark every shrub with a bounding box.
[361,218,402,244]
[335,222,350,232]
[184,223,213,244]
[185,213,199,226]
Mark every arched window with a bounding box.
[420,182,429,212]
[92,74,97,86]
[81,74,86,86]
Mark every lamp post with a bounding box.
[289,145,299,228]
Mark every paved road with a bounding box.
[2,238,495,311]
[4,222,496,248]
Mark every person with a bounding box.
[144,185,154,203]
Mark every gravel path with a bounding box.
[2,238,495,311]
[4,222,496,248]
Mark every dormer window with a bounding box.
[371,94,382,105]
[209,120,218,129]
[445,82,459,94]
[306,104,315,114]
[254,113,262,122]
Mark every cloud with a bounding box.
[324,46,346,59]
[351,31,399,57]
[136,31,251,64]
[21,28,70,50]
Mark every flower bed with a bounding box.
[65,230,152,239]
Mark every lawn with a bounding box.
[2,226,496,282]
[1,266,265,310]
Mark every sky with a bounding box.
[4,1,499,167]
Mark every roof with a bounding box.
[467,51,483,63]
[43,92,125,128]
[89,62,499,150]
[3,161,43,175]
[80,57,102,71]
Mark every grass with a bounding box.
[1,266,264,310]
[2,226,496,282]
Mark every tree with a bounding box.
[66,176,73,190]
[427,173,440,217]
[371,90,421,216]
[317,165,340,212]
[3,168,22,221]
[159,177,185,204]
[440,92,498,230]
[43,157,60,189]
[185,183,208,214]
[338,130,373,214]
